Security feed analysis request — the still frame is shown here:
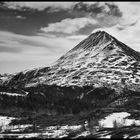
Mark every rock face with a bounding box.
[2,31,140,91]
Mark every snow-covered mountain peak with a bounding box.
[69,30,113,52]
[56,31,140,67]
[1,31,140,90]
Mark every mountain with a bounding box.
[1,31,140,92]
[1,31,140,113]
[1,31,140,138]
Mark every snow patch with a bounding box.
[99,112,140,128]
[0,92,25,96]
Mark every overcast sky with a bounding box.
[0,2,140,74]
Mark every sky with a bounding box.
[0,2,140,74]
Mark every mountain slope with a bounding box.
[2,31,140,91]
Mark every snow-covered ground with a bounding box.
[0,92,25,96]
[0,116,32,133]
[99,112,140,128]
[0,112,140,138]
[0,116,15,126]
[43,125,82,138]
[0,116,15,132]
[0,116,83,138]
[0,133,40,138]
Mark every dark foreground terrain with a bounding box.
[0,108,140,138]
[0,85,140,138]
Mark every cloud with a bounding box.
[16,15,26,19]
[90,2,140,52]
[69,2,123,29]
[2,1,122,17]
[114,2,140,25]
[39,2,123,35]
[41,17,97,34]
[0,31,86,73]
[0,46,21,53]
[0,30,85,56]
[1,2,140,73]
[65,35,87,40]
[72,2,122,17]
[2,1,123,19]
[92,20,140,52]
[3,2,76,12]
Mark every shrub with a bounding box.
[98,122,104,130]
[113,119,126,129]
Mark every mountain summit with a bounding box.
[1,31,140,90]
